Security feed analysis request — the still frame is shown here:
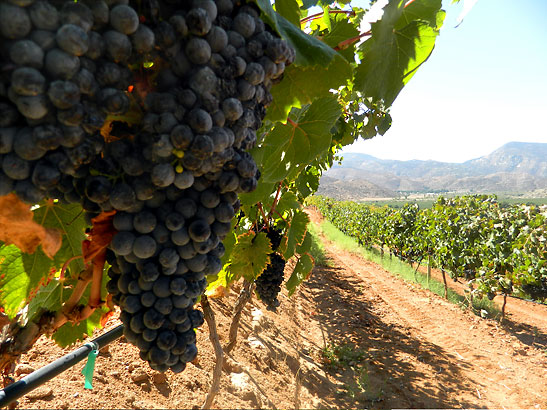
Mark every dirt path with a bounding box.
[10,209,547,409]
[300,208,547,408]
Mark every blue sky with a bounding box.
[341,0,547,163]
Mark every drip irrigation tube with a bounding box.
[0,324,124,408]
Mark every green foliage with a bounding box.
[227,232,272,282]
[0,0,456,350]
[355,0,445,106]
[310,195,547,302]
[0,202,86,319]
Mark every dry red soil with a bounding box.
[10,208,547,409]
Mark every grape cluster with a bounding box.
[255,228,286,311]
[0,0,144,203]
[0,0,294,372]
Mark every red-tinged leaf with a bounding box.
[82,211,117,264]
[0,194,61,258]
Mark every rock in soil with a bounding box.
[26,386,53,400]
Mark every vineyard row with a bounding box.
[308,195,547,303]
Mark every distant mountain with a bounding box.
[318,142,547,199]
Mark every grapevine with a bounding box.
[0,0,454,403]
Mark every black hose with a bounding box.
[0,324,124,408]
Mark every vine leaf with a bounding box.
[227,232,272,282]
[0,202,87,319]
[257,96,341,183]
[27,279,62,322]
[355,0,445,107]
[0,194,61,258]
[286,253,314,296]
[22,202,87,303]
[280,210,310,260]
[267,58,350,123]
[274,0,300,27]
[0,245,26,318]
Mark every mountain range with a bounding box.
[318,142,547,200]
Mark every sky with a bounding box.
[341,0,547,163]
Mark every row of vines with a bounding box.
[309,195,547,309]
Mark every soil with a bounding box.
[10,208,547,409]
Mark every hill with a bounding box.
[318,142,547,197]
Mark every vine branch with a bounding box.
[200,295,223,410]
[300,10,356,24]
[224,280,255,354]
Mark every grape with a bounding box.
[131,24,155,53]
[0,3,31,39]
[121,295,142,314]
[140,291,156,308]
[56,24,89,56]
[173,171,194,190]
[151,163,175,188]
[85,31,105,59]
[186,7,211,36]
[130,312,146,333]
[153,276,172,298]
[159,248,180,267]
[11,67,46,97]
[111,231,135,256]
[133,211,157,234]
[29,1,60,30]
[185,38,211,65]
[60,2,94,32]
[148,346,169,364]
[103,30,132,62]
[109,4,139,35]
[10,39,44,69]
[47,80,80,109]
[143,309,165,330]
[27,30,55,53]
[244,62,265,86]
[154,297,173,315]
[15,94,49,120]
[169,15,188,38]
[255,252,286,310]
[157,330,177,351]
[109,183,136,210]
[31,161,60,190]
[133,235,157,259]
[45,48,80,80]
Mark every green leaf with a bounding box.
[354,0,445,107]
[27,279,62,322]
[254,1,341,66]
[321,13,360,62]
[275,191,301,215]
[0,245,27,319]
[258,96,342,183]
[286,253,314,296]
[22,202,87,299]
[52,308,107,348]
[296,231,313,254]
[281,210,310,259]
[228,232,272,282]
[267,56,350,123]
[238,180,276,207]
[274,0,301,27]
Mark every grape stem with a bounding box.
[300,10,356,24]
[334,31,371,51]
[200,295,223,410]
[267,182,284,223]
[256,203,269,228]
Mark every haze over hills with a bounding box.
[318,142,547,200]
